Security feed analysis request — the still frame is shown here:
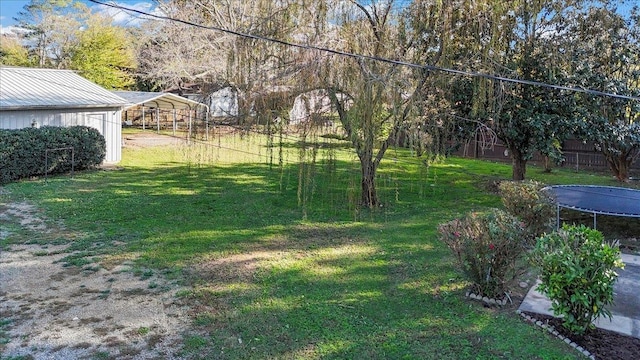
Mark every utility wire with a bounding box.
[88,0,640,102]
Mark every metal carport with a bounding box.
[113,91,210,140]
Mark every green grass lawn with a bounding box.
[1,131,637,359]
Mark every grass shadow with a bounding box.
[2,150,609,359]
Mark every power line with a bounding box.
[88,0,640,102]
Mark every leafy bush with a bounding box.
[530,225,624,335]
[0,126,105,184]
[499,180,555,244]
[438,209,527,298]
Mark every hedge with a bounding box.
[0,126,106,184]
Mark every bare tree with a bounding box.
[136,0,326,123]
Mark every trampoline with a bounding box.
[545,185,640,229]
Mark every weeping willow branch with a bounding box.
[451,114,499,154]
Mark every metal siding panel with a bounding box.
[102,110,120,163]
[104,110,121,162]
[0,110,36,129]
[59,112,71,127]
[85,113,103,134]
[52,113,63,127]
[1,107,121,163]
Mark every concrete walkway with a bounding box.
[519,254,640,338]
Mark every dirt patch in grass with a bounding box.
[122,132,187,149]
[194,251,273,284]
[0,197,192,359]
[0,201,48,232]
[185,251,276,318]
[0,244,190,359]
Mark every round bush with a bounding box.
[499,180,555,244]
[530,224,624,335]
[438,209,527,298]
[0,126,106,184]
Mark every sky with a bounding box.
[0,0,636,34]
[0,0,155,33]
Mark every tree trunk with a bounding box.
[360,153,378,208]
[601,144,634,182]
[511,148,527,181]
[607,155,631,182]
[543,155,553,173]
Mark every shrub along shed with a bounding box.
[0,67,128,163]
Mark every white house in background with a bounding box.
[208,87,238,118]
[177,86,239,118]
[289,90,335,125]
[0,67,128,163]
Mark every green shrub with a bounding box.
[438,209,527,298]
[499,180,555,244]
[530,225,624,335]
[0,126,105,184]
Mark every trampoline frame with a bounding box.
[544,185,640,229]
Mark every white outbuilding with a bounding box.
[0,67,128,163]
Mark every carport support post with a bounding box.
[156,108,160,134]
[205,111,209,141]
[173,109,177,136]
[142,107,146,130]
[556,204,560,230]
[188,109,192,144]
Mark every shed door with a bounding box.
[84,113,106,135]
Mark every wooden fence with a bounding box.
[452,138,640,172]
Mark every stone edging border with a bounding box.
[516,309,595,359]
[465,291,510,306]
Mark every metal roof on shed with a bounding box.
[0,67,128,110]
[113,91,208,111]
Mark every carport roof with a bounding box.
[113,91,208,111]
